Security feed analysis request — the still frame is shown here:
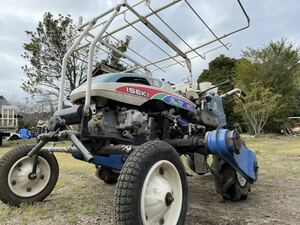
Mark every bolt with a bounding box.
[159,167,164,175]
[26,187,32,192]
[12,180,16,186]
[40,175,45,180]
[159,217,165,225]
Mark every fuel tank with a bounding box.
[70,73,196,112]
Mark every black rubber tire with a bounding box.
[210,155,251,201]
[96,166,119,184]
[0,145,59,206]
[115,140,188,225]
[0,137,3,146]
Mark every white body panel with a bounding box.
[71,82,182,106]
[70,80,197,112]
[71,83,147,106]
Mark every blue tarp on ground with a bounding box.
[19,128,31,139]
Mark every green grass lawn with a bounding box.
[0,136,299,225]
[243,135,300,178]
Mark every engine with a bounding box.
[88,107,148,142]
[116,109,148,135]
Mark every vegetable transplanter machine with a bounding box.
[0,0,258,224]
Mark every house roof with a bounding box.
[0,95,10,110]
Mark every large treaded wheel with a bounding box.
[0,145,59,206]
[115,140,188,225]
[210,155,251,201]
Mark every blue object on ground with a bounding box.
[19,128,31,139]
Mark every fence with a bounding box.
[0,105,18,129]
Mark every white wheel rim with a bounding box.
[140,160,182,225]
[236,172,247,187]
[8,156,51,198]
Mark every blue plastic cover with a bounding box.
[19,128,31,139]
[206,128,258,183]
[72,149,123,170]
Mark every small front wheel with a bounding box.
[115,140,188,225]
[0,145,59,206]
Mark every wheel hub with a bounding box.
[165,192,174,206]
[140,160,182,225]
[8,156,51,198]
[28,172,37,180]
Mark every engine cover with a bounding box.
[70,73,196,112]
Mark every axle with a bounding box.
[28,126,257,183]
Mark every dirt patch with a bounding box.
[186,174,300,225]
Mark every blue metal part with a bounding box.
[71,149,123,170]
[162,95,196,112]
[206,128,258,183]
[176,118,190,128]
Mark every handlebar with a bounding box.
[197,79,232,95]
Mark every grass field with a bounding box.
[0,136,300,225]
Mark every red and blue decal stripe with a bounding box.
[116,86,196,112]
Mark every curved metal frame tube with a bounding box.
[101,0,182,40]
[83,30,150,74]
[58,6,119,110]
[148,4,205,60]
[58,19,96,110]
[58,0,250,110]
[123,15,186,68]
[84,5,122,113]
[144,0,250,69]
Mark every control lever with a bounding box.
[197,79,232,95]
[221,88,246,102]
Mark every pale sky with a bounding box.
[0,0,299,100]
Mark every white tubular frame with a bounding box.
[58,4,124,111]
[58,19,97,110]
[84,5,123,113]
[57,0,250,112]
